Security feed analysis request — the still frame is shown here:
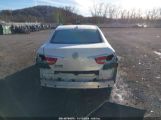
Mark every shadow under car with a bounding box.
[0,65,145,119]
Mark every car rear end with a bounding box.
[36,25,118,89]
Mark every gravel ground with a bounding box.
[104,28,161,118]
[0,28,161,119]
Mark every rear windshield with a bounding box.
[50,29,103,44]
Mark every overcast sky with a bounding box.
[0,0,161,16]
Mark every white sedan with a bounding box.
[36,25,118,89]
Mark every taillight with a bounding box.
[45,57,57,65]
[95,56,107,64]
[39,55,57,65]
[95,54,114,64]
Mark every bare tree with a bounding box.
[90,2,105,23]
[108,5,117,19]
[90,2,119,23]
[90,1,161,24]
[145,10,151,20]
[152,8,160,20]
[53,6,78,24]
[90,2,104,17]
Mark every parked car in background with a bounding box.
[36,25,118,89]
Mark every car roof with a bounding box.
[56,25,98,30]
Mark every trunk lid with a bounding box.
[43,43,114,71]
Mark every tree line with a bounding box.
[0,4,161,24]
[89,3,161,23]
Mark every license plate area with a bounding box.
[54,71,99,82]
[40,69,99,82]
[54,71,99,75]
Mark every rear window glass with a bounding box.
[50,29,102,44]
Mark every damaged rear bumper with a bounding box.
[39,63,118,89]
[40,80,115,89]
[37,56,118,89]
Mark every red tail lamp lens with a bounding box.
[45,57,57,65]
[95,56,107,64]
[95,54,114,64]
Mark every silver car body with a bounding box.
[36,25,118,89]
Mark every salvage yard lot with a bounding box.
[0,28,161,118]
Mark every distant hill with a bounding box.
[0,6,83,23]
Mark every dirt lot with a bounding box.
[0,28,161,119]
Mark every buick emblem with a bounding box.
[72,52,79,59]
